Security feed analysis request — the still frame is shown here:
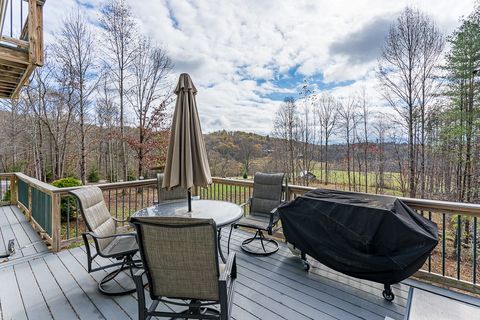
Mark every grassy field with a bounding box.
[310,168,404,195]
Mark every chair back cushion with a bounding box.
[251,172,285,216]
[131,217,220,301]
[157,173,188,201]
[70,186,115,251]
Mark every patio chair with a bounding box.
[70,186,141,296]
[156,173,188,202]
[131,216,237,320]
[228,172,286,256]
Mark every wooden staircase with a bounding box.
[0,0,44,99]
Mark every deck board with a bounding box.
[225,231,404,320]
[3,211,479,320]
[0,206,49,262]
[29,258,79,320]
[43,254,104,320]
[0,266,28,320]
[14,262,52,320]
[10,206,48,253]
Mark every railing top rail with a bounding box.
[0,172,15,178]
[10,173,157,195]
[50,178,157,194]
[15,172,58,194]
[212,177,480,217]
[7,173,480,216]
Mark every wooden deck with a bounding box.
[0,205,476,320]
[0,205,48,265]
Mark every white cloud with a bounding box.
[41,0,477,134]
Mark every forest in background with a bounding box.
[0,1,479,204]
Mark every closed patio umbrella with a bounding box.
[162,73,212,211]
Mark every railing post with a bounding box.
[51,193,61,252]
[27,184,32,221]
[10,174,17,205]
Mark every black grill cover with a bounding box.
[278,189,438,284]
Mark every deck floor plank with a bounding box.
[69,246,139,319]
[43,253,105,320]
[0,206,23,257]
[225,231,405,319]
[0,206,46,257]
[0,266,28,320]
[9,213,477,320]
[77,245,216,319]
[29,257,79,320]
[56,250,132,320]
[10,206,48,253]
[14,261,53,320]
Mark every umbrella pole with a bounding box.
[188,189,192,212]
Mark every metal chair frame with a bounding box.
[71,189,142,296]
[131,218,237,320]
[228,174,287,256]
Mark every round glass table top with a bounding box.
[133,199,243,228]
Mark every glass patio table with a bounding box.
[133,199,243,262]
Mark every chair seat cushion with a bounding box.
[101,235,138,257]
[235,213,271,230]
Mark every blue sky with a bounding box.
[42,0,476,134]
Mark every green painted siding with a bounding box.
[18,179,29,208]
[31,188,52,236]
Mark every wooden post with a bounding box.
[10,175,17,205]
[27,0,38,65]
[51,193,61,252]
[34,0,44,66]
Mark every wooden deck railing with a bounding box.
[199,177,480,295]
[2,173,480,295]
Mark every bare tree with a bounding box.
[316,93,337,185]
[96,72,119,181]
[372,115,390,193]
[272,97,299,184]
[100,0,137,181]
[378,7,426,197]
[298,80,317,185]
[54,10,97,184]
[25,62,76,181]
[418,15,444,198]
[359,88,369,192]
[337,96,357,190]
[127,37,173,177]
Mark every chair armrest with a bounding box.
[239,198,251,208]
[269,201,286,228]
[112,217,129,223]
[220,252,237,282]
[83,231,136,241]
[134,268,145,279]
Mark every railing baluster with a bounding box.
[128,187,131,219]
[75,200,79,239]
[66,198,70,240]
[474,216,477,284]
[115,188,118,220]
[428,211,432,273]
[457,214,461,280]
[135,187,138,212]
[122,188,125,224]
[442,213,446,276]
[10,0,12,37]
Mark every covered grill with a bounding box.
[278,189,438,301]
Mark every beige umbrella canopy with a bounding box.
[162,73,212,210]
